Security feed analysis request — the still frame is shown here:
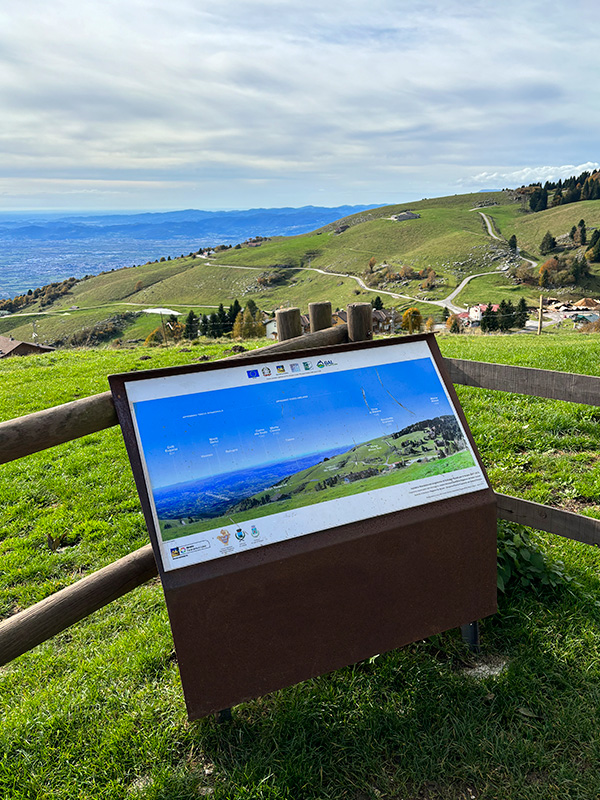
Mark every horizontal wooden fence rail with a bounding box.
[0,544,157,667]
[3,322,600,667]
[496,493,600,547]
[445,359,600,406]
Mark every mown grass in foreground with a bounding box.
[1,333,600,799]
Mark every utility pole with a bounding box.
[160,312,169,346]
[537,294,543,335]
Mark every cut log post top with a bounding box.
[308,301,332,333]
[275,307,302,341]
[347,302,373,342]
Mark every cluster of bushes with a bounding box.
[538,254,590,287]
[233,236,271,250]
[366,262,437,291]
[255,268,297,287]
[0,276,78,313]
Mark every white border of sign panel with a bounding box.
[123,338,487,572]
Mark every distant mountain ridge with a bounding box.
[0,205,382,242]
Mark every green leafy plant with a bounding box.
[497,520,566,592]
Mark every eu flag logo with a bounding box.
[246,369,259,378]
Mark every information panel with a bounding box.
[115,338,487,572]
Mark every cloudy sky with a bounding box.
[2,0,599,211]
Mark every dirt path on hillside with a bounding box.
[477,211,502,241]
[208,261,467,313]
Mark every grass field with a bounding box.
[2,332,600,798]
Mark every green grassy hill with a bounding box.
[3,190,600,347]
[211,191,511,276]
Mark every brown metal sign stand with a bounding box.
[110,334,497,719]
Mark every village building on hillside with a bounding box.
[391,211,421,222]
[468,303,500,325]
[548,298,600,321]
[372,308,394,333]
[0,335,55,359]
[573,297,600,310]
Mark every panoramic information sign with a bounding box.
[115,338,488,573]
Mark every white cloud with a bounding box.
[469,163,600,186]
[0,1,599,208]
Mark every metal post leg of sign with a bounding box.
[216,707,232,723]
[460,621,481,654]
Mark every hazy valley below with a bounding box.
[0,204,378,298]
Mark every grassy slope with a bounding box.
[211,192,509,277]
[488,198,600,258]
[5,192,600,346]
[2,334,600,798]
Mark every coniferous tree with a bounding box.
[183,310,199,339]
[232,311,243,339]
[578,219,587,245]
[480,307,489,333]
[482,302,498,332]
[208,312,220,338]
[252,310,266,337]
[217,303,228,332]
[245,298,258,317]
[228,299,242,328]
[241,308,256,338]
[508,234,517,251]
[373,296,384,310]
[505,299,516,330]
[530,187,548,212]
[498,300,509,332]
[515,297,529,328]
[588,229,600,250]
[200,314,209,336]
[540,231,556,255]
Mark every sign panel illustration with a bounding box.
[122,339,488,571]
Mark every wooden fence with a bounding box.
[1,301,599,666]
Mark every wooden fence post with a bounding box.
[308,301,332,333]
[276,307,302,341]
[347,302,373,342]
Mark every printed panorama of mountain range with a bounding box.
[158,414,474,541]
